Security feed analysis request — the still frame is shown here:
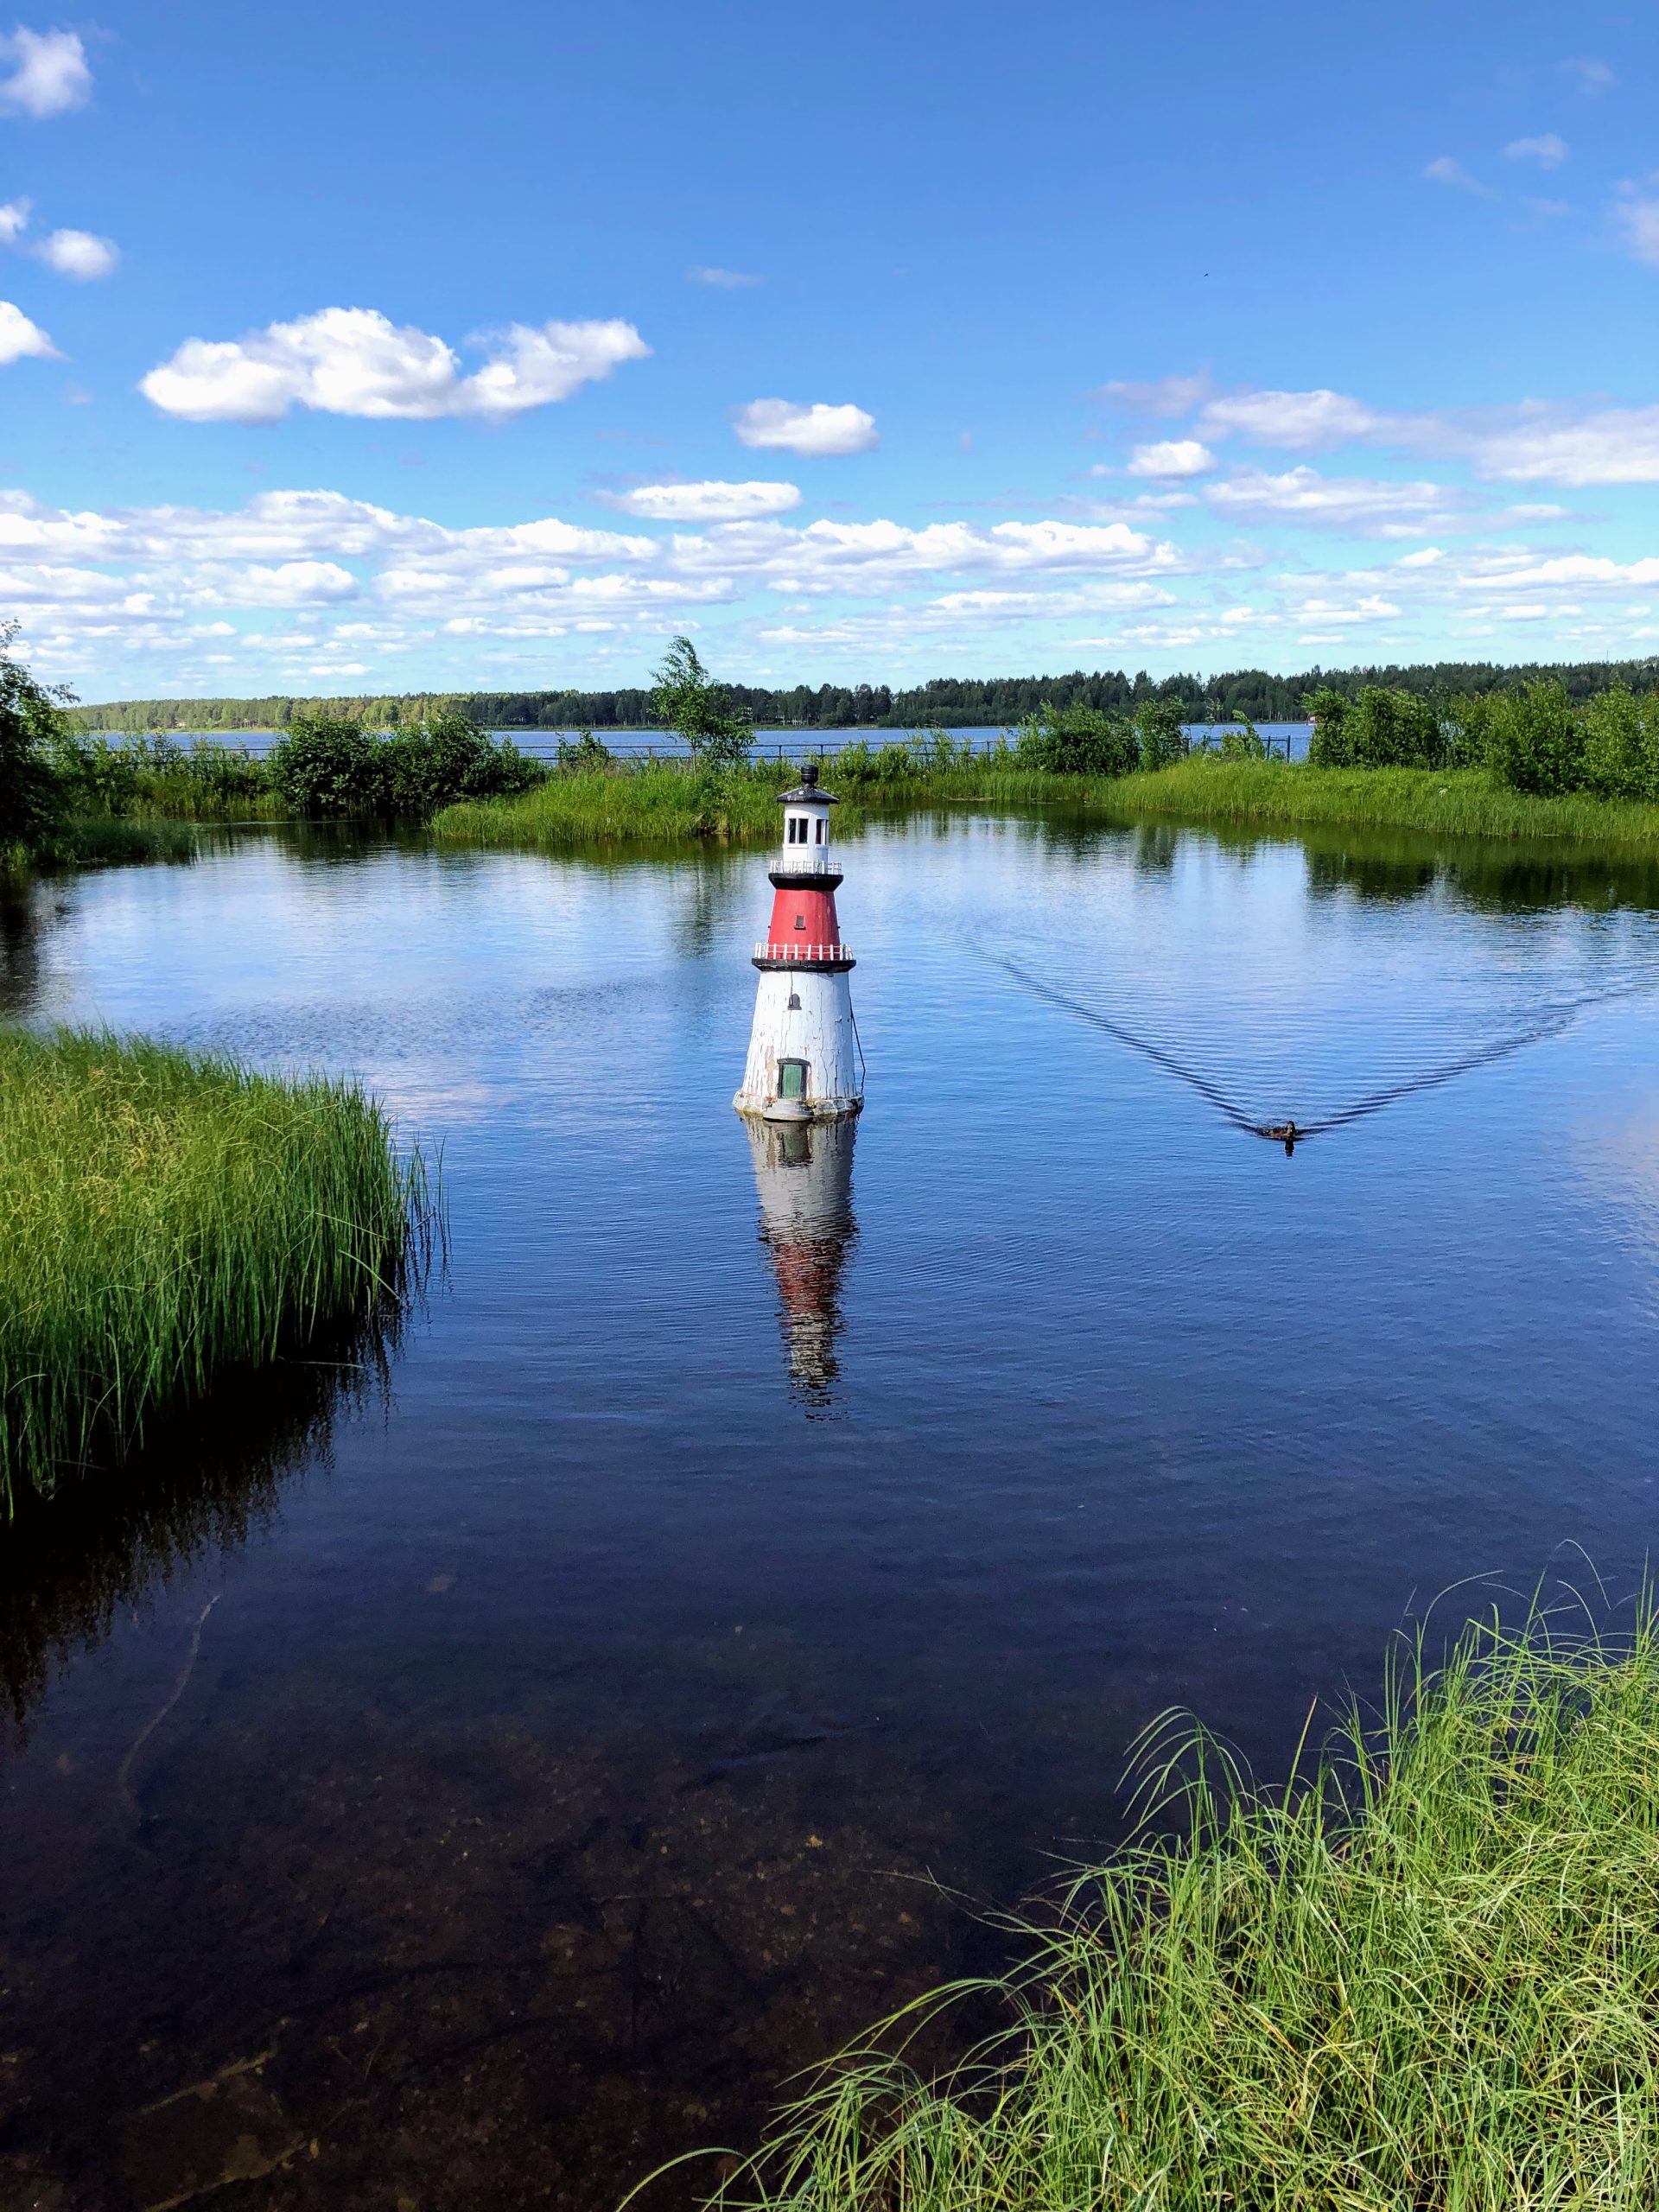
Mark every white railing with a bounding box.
[775,845,838,872]
[754,940,852,963]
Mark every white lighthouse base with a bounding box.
[734,967,863,1122]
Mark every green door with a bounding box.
[779,1058,808,1100]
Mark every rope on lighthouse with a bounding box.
[848,1001,868,1092]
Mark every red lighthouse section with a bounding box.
[762,880,842,961]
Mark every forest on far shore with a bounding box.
[73,654,1659,735]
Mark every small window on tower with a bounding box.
[794,914,806,930]
[815,817,824,843]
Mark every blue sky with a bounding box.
[1,0,1656,700]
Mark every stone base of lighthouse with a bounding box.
[734,967,863,1122]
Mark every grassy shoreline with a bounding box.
[433,760,1659,857]
[693,1603,1659,2210]
[0,1029,429,1514]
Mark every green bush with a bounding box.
[0,627,72,855]
[1134,698,1187,767]
[1580,684,1659,802]
[1308,685,1446,768]
[268,715,388,817]
[1016,699,1140,776]
[1484,680,1586,797]
[270,708,543,819]
[383,705,542,813]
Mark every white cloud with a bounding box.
[600,480,801,521]
[1198,387,1386,449]
[1203,466,1475,534]
[0,200,29,245]
[1126,438,1215,479]
[140,307,650,423]
[0,299,55,364]
[1095,372,1216,416]
[1613,186,1659,269]
[0,27,90,118]
[688,265,760,288]
[36,226,118,279]
[1422,156,1496,198]
[732,398,878,455]
[1461,406,1659,485]
[1506,133,1567,168]
[234,560,359,606]
[1560,57,1612,95]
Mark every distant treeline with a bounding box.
[74,657,1659,734]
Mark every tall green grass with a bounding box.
[3,814,200,874]
[1098,759,1659,847]
[0,1028,429,1512]
[690,1600,1659,2211]
[433,761,865,851]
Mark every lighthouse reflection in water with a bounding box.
[744,1116,858,1408]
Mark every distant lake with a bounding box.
[3,804,1653,2208]
[83,720,1316,760]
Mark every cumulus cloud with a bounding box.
[0,300,55,364]
[1126,438,1215,479]
[0,201,118,277]
[234,560,359,606]
[732,398,878,455]
[1198,387,1387,449]
[1423,156,1496,198]
[688,265,760,288]
[1506,134,1567,168]
[140,307,650,423]
[0,26,90,118]
[599,480,801,521]
[36,226,118,278]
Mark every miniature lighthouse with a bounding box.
[734,761,863,1122]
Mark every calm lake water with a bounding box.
[3,810,1659,2209]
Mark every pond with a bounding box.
[3,810,1659,2209]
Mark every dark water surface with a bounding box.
[4,812,1659,2210]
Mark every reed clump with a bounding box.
[0,1028,428,1512]
[433,760,861,851]
[1098,759,1659,847]
[699,1602,1659,2211]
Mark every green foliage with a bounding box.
[555,729,613,768]
[268,708,543,819]
[701,1600,1659,2212]
[43,730,274,821]
[1484,679,1586,797]
[268,715,387,817]
[382,702,542,814]
[0,1027,428,1512]
[1580,684,1659,802]
[1015,699,1140,776]
[0,624,73,852]
[1222,709,1270,760]
[650,635,754,768]
[1133,697,1186,767]
[1307,684,1446,768]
